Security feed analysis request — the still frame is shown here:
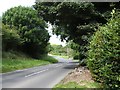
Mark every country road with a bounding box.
[1,56,79,88]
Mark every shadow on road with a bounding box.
[63,64,78,69]
[68,61,79,63]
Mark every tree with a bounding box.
[34,2,119,61]
[2,24,21,51]
[49,44,67,55]
[33,2,101,61]
[34,2,105,42]
[66,41,80,59]
[2,6,50,58]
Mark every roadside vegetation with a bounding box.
[34,2,120,88]
[1,6,58,73]
[49,44,79,59]
[54,81,101,88]
[53,67,102,89]
[2,51,58,73]
[49,44,74,58]
[1,2,120,89]
[87,11,120,88]
[2,6,50,58]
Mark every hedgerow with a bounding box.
[87,10,120,88]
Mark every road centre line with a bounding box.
[25,64,63,77]
[25,69,49,78]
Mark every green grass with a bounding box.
[58,55,69,59]
[49,54,70,59]
[53,81,101,89]
[54,82,86,88]
[2,58,51,73]
[1,51,58,73]
[41,55,58,63]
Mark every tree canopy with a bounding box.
[2,6,50,58]
[33,2,119,60]
[34,2,107,44]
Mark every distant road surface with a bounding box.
[1,56,79,88]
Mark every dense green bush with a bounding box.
[2,6,50,58]
[87,10,120,88]
[73,55,79,60]
[2,24,21,51]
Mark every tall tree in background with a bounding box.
[2,6,50,58]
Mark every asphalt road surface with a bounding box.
[1,56,79,88]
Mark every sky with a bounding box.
[0,0,66,46]
[46,23,66,46]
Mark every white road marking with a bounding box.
[25,69,49,78]
[25,64,63,77]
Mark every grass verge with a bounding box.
[53,81,101,89]
[41,55,58,63]
[59,56,69,59]
[53,67,102,89]
[49,54,70,59]
[2,58,50,73]
[1,51,58,73]
[54,82,86,88]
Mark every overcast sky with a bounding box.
[0,0,66,46]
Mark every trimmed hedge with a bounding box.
[87,11,120,88]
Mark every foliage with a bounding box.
[2,24,21,51]
[73,55,79,60]
[33,2,120,43]
[49,44,75,58]
[40,55,58,63]
[2,6,50,58]
[68,41,81,60]
[34,2,119,62]
[34,2,120,88]
[49,44,67,56]
[34,2,107,43]
[2,50,30,59]
[87,11,120,88]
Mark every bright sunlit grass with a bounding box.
[2,58,50,73]
[1,51,58,73]
[2,56,58,73]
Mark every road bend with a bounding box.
[1,56,79,88]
